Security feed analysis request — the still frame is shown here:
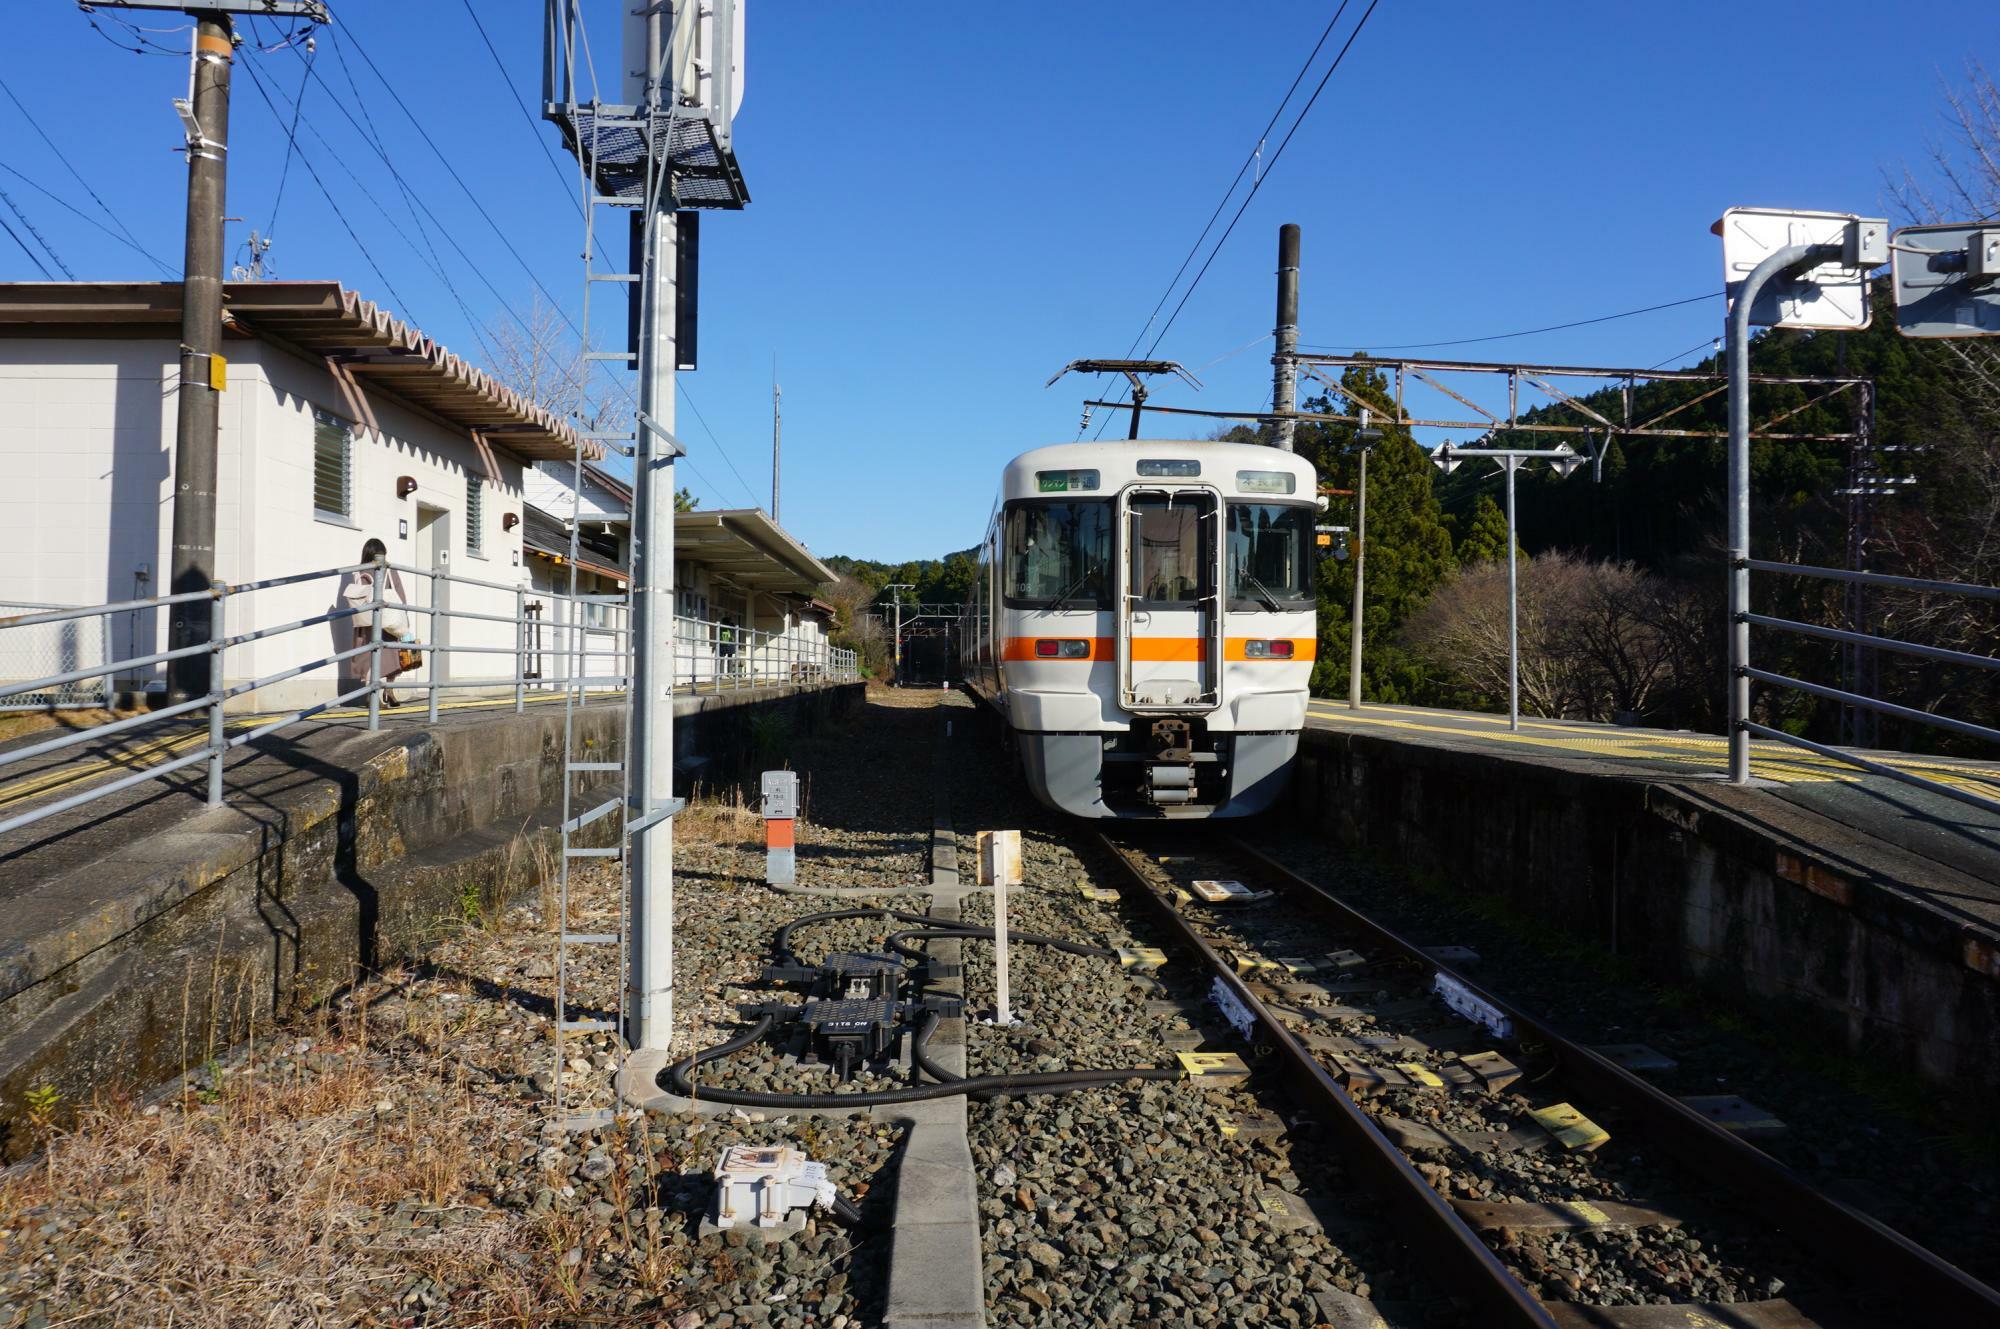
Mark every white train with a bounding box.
[961,439,1319,818]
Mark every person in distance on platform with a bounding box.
[341,537,413,708]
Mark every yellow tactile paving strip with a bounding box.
[1306,701,2000,798]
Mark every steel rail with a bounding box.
[1227,837,2000,1324]
[1096,833,1558,1329]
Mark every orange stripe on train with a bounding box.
[1001,637,1314,662]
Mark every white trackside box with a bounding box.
[711,1145,834,1231]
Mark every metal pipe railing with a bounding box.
[1736,555,2000,809]
[0,557,859,841]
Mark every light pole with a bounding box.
[1431,441,1584,731]
[882,584,913,682]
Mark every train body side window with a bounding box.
[1004,500,1111,607]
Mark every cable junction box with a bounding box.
[710,1145,836,1233]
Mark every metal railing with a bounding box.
[1737,557,2000,814]
[0,559,857,839]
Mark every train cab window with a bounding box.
[1004,501,1112,607]
[1226,503,1315,609]
[1129,495,1213,605]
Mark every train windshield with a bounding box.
[1004,500,1113,606]
[1226,503,1315,608]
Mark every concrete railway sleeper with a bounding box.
[1089,831,2000,1328]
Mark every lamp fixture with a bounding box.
[397,475,418,499]
[1431,442,1461,474]
[502,512,520,531]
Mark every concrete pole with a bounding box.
[1347,446,1367,710]
[893,597,904,679]
[627,11,679,1052]
[1503,456,1520,733]
[771,373,781,521]
[166,13,233,704]
[1272,223,1300,452]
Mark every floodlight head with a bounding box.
[1549,446,1585,479]
[1353,407,1383,444]
[1431,443,1460,475]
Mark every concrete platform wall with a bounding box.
[0,683,861,1152]
[1289,726,2000,1098]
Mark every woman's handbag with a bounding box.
[397,645,421,674]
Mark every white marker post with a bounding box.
[977,830,1022,1024]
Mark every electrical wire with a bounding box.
[0,72,166,274]
[315,24,749,506]
[0,160,173,273]
[1647,335,1722,371]
[459,0,582,220]
[0,214,52,280]
[0,184,72,279]
[1091,0,1384,439]
[264,39,316,239]
[1080,1,1354,436]
[234,56,426,326]
[1299,291,1724,353]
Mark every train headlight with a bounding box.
[1034,639,1091,659]
[1242,640,1295,659]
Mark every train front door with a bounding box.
[1119,489,1221,711]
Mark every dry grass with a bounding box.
[0,974,681,1328]
[674,789,762,850]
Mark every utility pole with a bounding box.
[86,1,329,702]
[165,11,233,704]
[1271,223,1300,452]
[771,364,781,521]
[883,583,913,681]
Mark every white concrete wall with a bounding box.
[0,337,531,712]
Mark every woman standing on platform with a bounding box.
[342,537,412,707]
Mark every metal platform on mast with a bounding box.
[549,104,749,210]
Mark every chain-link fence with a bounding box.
[0,603,112,711]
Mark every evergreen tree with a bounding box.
[1294,366,1456,703]
[1455,493,1512,564]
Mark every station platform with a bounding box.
[1306,700,2000,907]
[0,682,862,1143]
[1296,699,2000,1095]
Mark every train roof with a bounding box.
[1001,439,1316,500]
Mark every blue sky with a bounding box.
[4,2,1997,562]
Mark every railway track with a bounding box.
[1094,830,2000,1329]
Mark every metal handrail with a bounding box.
[1743,612,2000,673]
[1746,558,2000,602]
[0,557,858,842]
[1735,555,2000,810]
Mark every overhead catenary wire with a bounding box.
[1080,0,1354,436]
[1091,0,1384,439]
[1299,290,1724,353]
